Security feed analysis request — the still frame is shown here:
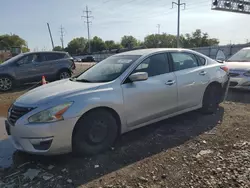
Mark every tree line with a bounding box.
[0,29,219,55]
[0,34,29,52]
[54,29,219,55]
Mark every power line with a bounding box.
[59,25,65,49]
[172,0,186,48]
[82,6,93,54]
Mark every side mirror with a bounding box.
[129,72,148,82]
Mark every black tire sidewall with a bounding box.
[73,110,118,156]
[202,85,220,114]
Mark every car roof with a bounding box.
[114,48,197,56]
[22,51,67,55]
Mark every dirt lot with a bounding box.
[0,82,250,187]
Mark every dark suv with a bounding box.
[0,51,75,91]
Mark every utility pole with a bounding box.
[60,25,65,49]
[157,24,161,34]
[172,0,185,48]
[47,23,55,50]
[82,6,93,54]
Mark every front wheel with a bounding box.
[201,84,221,114]
[0,76,13,92]
[72,109,118,156]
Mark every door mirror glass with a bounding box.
[129,72,148,82]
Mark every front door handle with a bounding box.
[199,71,206,76]
[165,80,175,85]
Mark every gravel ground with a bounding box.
[0,85,250,187]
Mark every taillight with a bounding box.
[71,60,76,70]
[220,66,229,73]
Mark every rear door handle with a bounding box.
[165,80,175,85]
[199,71,206,76]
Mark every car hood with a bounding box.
[225,61,250,71]
[15,79,107,106]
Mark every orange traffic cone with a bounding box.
[42,76,46,85]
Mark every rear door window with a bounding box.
[45,53,63,61]
[170,52,199,71]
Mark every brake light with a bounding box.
[220,66,229,73]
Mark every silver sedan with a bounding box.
[226,47,250,90]
[5,48,229,156]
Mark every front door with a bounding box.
[169,52,210,110]
[14,54,40,83]
[122,53,178,127]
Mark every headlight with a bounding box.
[28,102,73,123]
[244,71,250,77]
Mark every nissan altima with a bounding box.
[5,48,229,156]
[226,47,250,90]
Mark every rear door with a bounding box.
[169,51,210,110]
[34,53,62,80]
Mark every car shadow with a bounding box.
[226,89,250,104]
[4,107,224,186]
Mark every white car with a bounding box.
[5,48,230,156]
[226,47,250,89]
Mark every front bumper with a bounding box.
[229,77,250,90]
[5,117,79,155]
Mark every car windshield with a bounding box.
[75,55,140,83]
[227,49,250,62]
[1,53,23,65]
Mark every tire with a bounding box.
[0,76,13,92]
[201,84,221,114]
[58,70,71,80]
[72,109,118,156]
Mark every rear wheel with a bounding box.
[58,70,71,80]
[72,109,118,156]
[0,76,13,92]
[201,84,221,114]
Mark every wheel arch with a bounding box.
[202,81,223,103]
[0,73,16,81]
[56,67,72,79]
[72,106,122,141]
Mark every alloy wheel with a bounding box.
[0,77,12,91]
[59,72,70,79]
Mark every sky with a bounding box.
[1,0,250,51]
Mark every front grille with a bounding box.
[229,72,240,77]
[8,105,34,125]
[229,81,238,87]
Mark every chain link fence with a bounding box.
[83,44,250,62]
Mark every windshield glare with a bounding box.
[227,49,250,62]
[76,55,141,83]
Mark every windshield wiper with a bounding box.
[74,78,92,83]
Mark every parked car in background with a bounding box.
[225,47,250,90]
[81,55,95,62]
[73,57,81,62]
[0,51,75,91]
[5,48,229,156]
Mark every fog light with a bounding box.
[29,137,53,150]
